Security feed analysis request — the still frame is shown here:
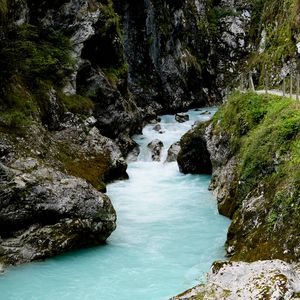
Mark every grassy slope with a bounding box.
[212,92,300,261]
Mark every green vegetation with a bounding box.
[247,0,300,79]
[196,1,239,36]
[57,144,109,192]
[0,24,73,86]
[98,0,122,39]
[0,0,8,23]
[213,92,300,261]
[0,23,96,129]
[103,63,128,89]
[57,92,95,115]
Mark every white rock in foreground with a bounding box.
[171,260,300,300]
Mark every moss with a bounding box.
[0,77,38,129]
[56,143,110,192]
[0,0,8,22]
[57,92,94,115]
[0,24,73,87]
[0,23,76,128]
[99,0,123,38]
[212,92,300,261]
[247,0,300,78]
[103,63,128,89]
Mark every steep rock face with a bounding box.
[0,161,116,266]
[124,0,252,110]
[171,260,300,300]
[1,0,253,145]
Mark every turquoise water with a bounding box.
[0,108,230,300]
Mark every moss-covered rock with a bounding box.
[178,92,300,262]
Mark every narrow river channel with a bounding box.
[0,108,230,300]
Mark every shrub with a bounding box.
[0,24,73,87]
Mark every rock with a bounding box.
[153,124,165,134]
[147,139,164,161]
[0,161,116,266]
[149,117,162,124]
[116,135,140,156]
[166,142,181,162]
[171,260,300,300]
[126,145,140,162]
[200,110,211,115]
[153,124,162,132]
[192,121,202,128]
[177,124,212,174]
[84,116,97,127]
[82,127,128,182]
[175,113,189,123]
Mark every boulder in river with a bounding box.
[147,139,164,161]
[175,113,189,123]
[153,124,165,134]
[171,260,300,300]
[126,144,140,162]
[166,142,181,162]
[199,110,211,115]
[153,124,162,132]
[177,125,212,174]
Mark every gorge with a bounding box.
[0,0,300,299]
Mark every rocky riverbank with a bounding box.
[175,92,300,298]
[172,260,300,299]
[0,114,127,266]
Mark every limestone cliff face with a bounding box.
[123,0,252,110]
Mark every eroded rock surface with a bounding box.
[171,260,300,300]
[177,125,212,174]
[0,161,116,266]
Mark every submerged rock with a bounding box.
[166,142,181,162]
[171,260,300,300]
[147,139,164,161]
[0,161,116,266]
[175,113,189,123]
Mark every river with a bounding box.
[0,108,230,300]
